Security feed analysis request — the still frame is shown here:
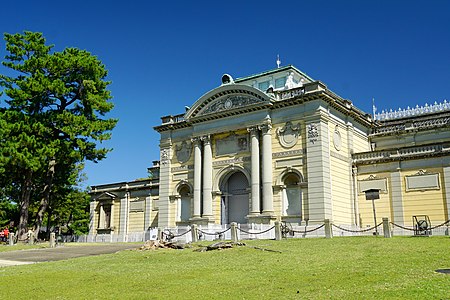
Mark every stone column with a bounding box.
[175,196,181,222]
[109,201,115,230]
[99,204,105,229]
[202,135,213,218]
[192,137,202,218]
[260,123,274,214]
[248,126,260,215]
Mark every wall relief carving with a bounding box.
[277,121,300,148]
[307,123,319,144]
[160,148,169,165]
[215,133,249,156]
[175,141,192,164]
[333,125,342,151]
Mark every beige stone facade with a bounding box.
[89,65,450,238]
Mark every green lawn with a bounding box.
[1,237,449,299]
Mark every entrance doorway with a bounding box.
[221,171,249,224]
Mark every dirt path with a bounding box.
[0,243,137,267]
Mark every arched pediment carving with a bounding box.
[200,94,263,115]
[184,84,273,120]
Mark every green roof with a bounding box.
[234,65,315,83]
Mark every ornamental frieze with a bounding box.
[212,156,250,166]
[272,149,304,158]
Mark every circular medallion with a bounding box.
[333,128,342,151]
[224,99,233,109]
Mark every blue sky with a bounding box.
[1,0,449,188]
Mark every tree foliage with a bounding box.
[0,31,117,239]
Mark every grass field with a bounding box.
[1,236,449,299]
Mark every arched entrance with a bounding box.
[220,171,249,224]
[282,173,302,217]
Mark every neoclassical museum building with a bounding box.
[89,65,450,240]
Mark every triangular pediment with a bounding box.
[185,84,273,120]
[94,191,117,201]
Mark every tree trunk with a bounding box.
[34,158,56,238]
[46,207,52,240]
[17,170,33,240]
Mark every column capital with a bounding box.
[191,136,202,145]
[201,134,211,144]
[247,126,259,135]
[259,123,272,133]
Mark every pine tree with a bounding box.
[0,31,117,239]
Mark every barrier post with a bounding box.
[382,217,391,238]
[231,222,238,242]
[274,221,282,241]
[191,224,198,243]
[324,219,333,239]
[9,233,14,246]
[50,232,56,248]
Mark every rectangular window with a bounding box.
[258,81,270,91]
[275,77,286,89]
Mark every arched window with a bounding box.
[282,173,302,217]
[179,186,191,222]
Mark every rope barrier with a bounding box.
[429,219,450,230]
[162,228,191,238]
[237,226,275,235]
[390,219,450,231]
[290,224,325,234]
[332,222,383,233]
[389,222,416,231]
[197,227,231,236]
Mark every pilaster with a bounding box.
[119,192,129,241]
[144,195,152,229]
[89,201,96,235]
[305,112,332,221]
[390,171,405,224]
[442,166,450,221]
[157,141,172,227]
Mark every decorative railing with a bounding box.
[161,113,186,124]
[353,144,448,163]
[375,100,450,121]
